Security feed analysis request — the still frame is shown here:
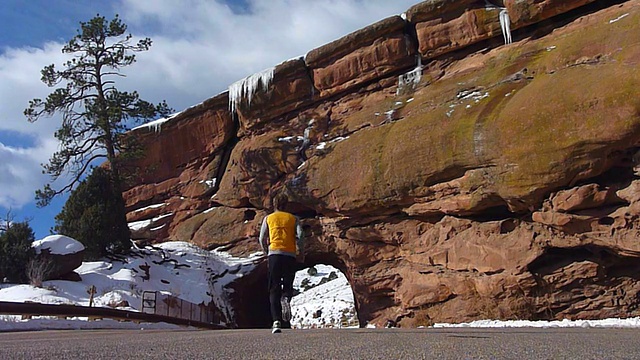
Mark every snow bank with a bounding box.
[291,265,357,328]
[32,235,84,255]
[1,241,260,328]
[433,317,640,329]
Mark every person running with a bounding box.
[259,193,304,333]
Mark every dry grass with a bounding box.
[26,258,54,288]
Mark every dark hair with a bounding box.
[273,193,288,211]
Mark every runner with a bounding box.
[259,193,304,333]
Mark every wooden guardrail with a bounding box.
[0,301,225,330]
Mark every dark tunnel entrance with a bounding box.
[230,260,358,329]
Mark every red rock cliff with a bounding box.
[123,0,640,327]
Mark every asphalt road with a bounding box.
[1,327,639,359]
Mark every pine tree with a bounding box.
[24,14,171,207]
[54,167,131,260]
[0,222,36,283]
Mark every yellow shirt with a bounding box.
[259,211,303,256]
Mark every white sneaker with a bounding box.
[272,320,282,334]
[281,296,291,322]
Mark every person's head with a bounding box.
[272,193,288,212]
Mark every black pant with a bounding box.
[268,254,296,322]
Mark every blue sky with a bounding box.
[0,0,418,238]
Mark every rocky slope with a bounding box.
[122,0,640,327]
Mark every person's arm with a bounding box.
[259,217,269,254]
[295,217,304,259]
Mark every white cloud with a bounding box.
[0,0,418,210]
[0,138,58,208]
[0,43,69,137]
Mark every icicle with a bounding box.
[485,1,512,45]
[228,67,275,114]
[499,9,512,45]
[396,56,423,95]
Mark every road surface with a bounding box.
[1,327,639,359]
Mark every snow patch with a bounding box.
[132,112,181,133]
[316,136,349,150]
[199,178,217,188]
[331,136,349,143]
[434,317,640,328]
[203,207,218,214]
[131,203,167,213]
[457,90,489,101]
[278,136,304,143]
[396,57,422,95]
[149,224,166,232]
[128,213,174,231]
[609,13,629,24]
[32,235,85,255]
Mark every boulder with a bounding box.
[32,235,85,281]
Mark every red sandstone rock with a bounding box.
[121,0,640,327]
[125,92,233,187]
[405,0,480,23]
[172,207,266,256]
[505,0,598,29]
[550,184,621,213]
[234,58,316,135]
[413,7,503,58]
[215,132,301,209]
[306,16,416,98]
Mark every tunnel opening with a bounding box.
[230,260,359,329]
[289,263,359,329]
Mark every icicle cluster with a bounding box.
[396,57,423,95]
[228,67,275,114]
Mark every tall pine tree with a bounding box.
[25,14,171,206]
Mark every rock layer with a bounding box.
[123,0,640,327]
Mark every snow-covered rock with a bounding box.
[30,235,86,281]
[32,235,85,255]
